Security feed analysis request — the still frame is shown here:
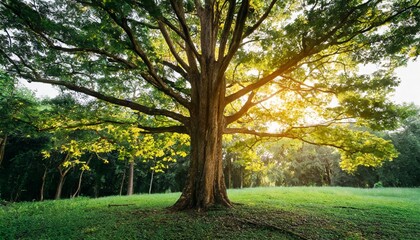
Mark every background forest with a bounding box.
[1,76,419,202]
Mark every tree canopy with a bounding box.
[1,0,419,210]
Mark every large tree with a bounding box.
[0,0,419,210]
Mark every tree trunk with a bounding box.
[119,163,127,196]
[0,135,7,167]
[127,161,134,195]
[93,182,99,198]
[55,174,65,200]
[172,124,231,210]
[148,170,154,194]
[325,164,332,186]
[40,167,47,201]
[71,169,85,198]
[240,166,244,189]
[226,157,232,189]
[13,159,32,202]
[72,155,92,198]
[171,69,232,211]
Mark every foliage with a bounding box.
[332,107,420,188]
[0,71,40,137]
[0,72,51,201]
[102,125,189,173]
[1,0,419,172]
[0,90,191,200]
[373,181,383,188]
[380,109,420,187]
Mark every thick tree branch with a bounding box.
[219,0,249,73]
[217,0,236,61]
[169,0,200,59]
[2,2,137,69]
[243,0,277,38]
[225,88,288,125]
[161,61,188,80]
[224,0,410,105]
[158,21,190,72]
[137,125,188,134]
[224,128,289,137]
[225,124,353,152]
[100,6,191,109]
[225,91,255,124]
[32,77,188,124]
[225,52,307,104]
[39,120,135,132]
[9,55,189,124]
[40,120,187,134]
[5,1,191,109]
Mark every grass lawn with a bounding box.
[1,187,419,239]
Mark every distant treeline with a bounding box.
[1,112,419,202]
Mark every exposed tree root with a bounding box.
[169,198,233,212]
[234,216,309,240]
[108,204,135,207]
[333,206,364,210]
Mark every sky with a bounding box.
[21,59,419,106]
[393,60,420,105]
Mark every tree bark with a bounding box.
[171,69,232,211]
[171,125,232,210]
[127,161,134,195]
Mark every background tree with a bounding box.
[1,0,419,210]
[0,90,191,201]
[224,136,341,187]
[101,125,189,195]
[380,110,420,186]
[0,71,41,166]
[0,72,50,201]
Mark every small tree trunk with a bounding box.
[240,166,244,189]
[325,164,332,185]
[72,155,92,198]
[226,157,232,189]
[55,153,72,200]
[13,159,32,202]
[55,174,65,200]
[149,170,154,194]
[93,182,99,198]
[127,161,134,195]
[71,170,85,198]
[119,165,127,196]
[40,167,47,201]
[0,135,7,167]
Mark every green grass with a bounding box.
[1,187,419,239]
